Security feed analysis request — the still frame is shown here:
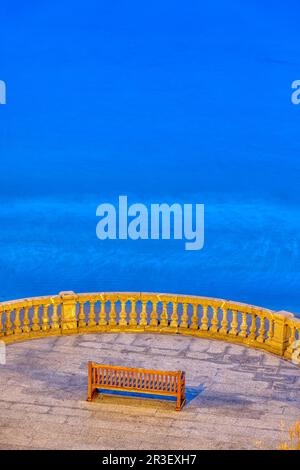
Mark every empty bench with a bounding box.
[87,362,186,411]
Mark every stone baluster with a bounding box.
[5,309,13,335]
[50,301,60,330]
[239,311,248,338]
[119,300,127,326]
[257,313,266,343]
[284,322,296,359]
[291,323,300,364]
[200,303,209,331]
[296,323,300,341]
[109,300,117,326]
[219,304,228,335]
[170,300,179,328]
[88,300,96,327]
[32,305,40,331]
[14,307,22,335]
[78,301,86,328]
[189,303,198,330]
[0,309,4,336]
[22,305,31,333]
[266,317,274,342]
[210,305,219,333]
[180,303,188,329]
[129,299,137,327]
[160,302,168,328]
[99,299,107,326]
[149,301,158,327]
[229,309,238,336]
[248,313,257,341]
[41,304,50,331]
[140,301,148,327]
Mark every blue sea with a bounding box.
[0,1,299,315]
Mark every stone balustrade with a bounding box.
[0,291,299,362]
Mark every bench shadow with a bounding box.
[95,384,205,406]
[185,385,205,404]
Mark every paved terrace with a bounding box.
[0,333,299,450]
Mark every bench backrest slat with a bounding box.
[89,362,184,394]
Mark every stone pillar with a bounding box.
[269,311,294,356]
[60,291,78,333]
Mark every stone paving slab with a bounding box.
[0,333,299,450]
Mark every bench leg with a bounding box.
[87,388,98,402]
[87,386,93,401]
[176,394,186,411]
[87,362,93,401]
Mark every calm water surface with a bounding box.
[0,2,299,314]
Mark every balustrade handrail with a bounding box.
[0,291,299,363]
[0,292,274,314]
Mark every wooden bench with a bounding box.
[87,362,186,411]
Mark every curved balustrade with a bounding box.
[0,291,299,362]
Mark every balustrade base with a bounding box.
[0,327,297,367]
